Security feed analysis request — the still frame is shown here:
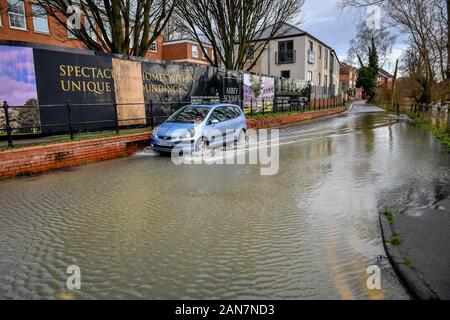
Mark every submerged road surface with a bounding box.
[1,102,449,299]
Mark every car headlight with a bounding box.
[152,127,160,137]
[182,129,195,139]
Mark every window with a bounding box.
[84,16,97,42]
[8,0,26,30]
[281,70,290,79]
[167,106,210,123]
[209,108,228,123]
[192,45,199,58]
[67,21,78,39]
[319,45,322,59]
[150,41,157,52]
[232,106,242,117]
[324,49,329,69]
[308,51,316,64]
[307,40,315,64]
[308,71,313,83]
[32,4,49,33]
[246,47,254,59]
[277,40,295,64]
[225,106,239,120]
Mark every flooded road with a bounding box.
[1,102,449,299]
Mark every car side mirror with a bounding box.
[210,119,219,125]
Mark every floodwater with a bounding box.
[1,102,449,300]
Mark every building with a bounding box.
[162,39,214,66]
[0,0,178,61]
[377,68,394,88]
[351,68,394,101]
[245,23,340,96]
[339,62,363,100]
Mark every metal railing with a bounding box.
[244,95,345,117]
[0,100,191,148]
[1,95,346,148]
[275,50,296,64]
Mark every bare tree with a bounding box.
[447,0,450,81]
[175,0,305,71]
[35,0,177,57]
[347,20,395,67]
[163,16,190,41]
[340,0,449,102]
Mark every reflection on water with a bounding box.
[0,103,448,299]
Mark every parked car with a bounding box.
[150,104,247,154]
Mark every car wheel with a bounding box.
[234,130,246,146]
[195,137,208,153]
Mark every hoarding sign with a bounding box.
[243,73,274,114]
[0,45,39,133]
[33,49,115,133]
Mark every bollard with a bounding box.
[66,99,74,140]
[2,101,13,148]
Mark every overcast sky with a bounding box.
[300,0,406,73]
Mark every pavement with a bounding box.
[380,198,450,299]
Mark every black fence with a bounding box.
[1,93,346,148]
[0,100,192,148]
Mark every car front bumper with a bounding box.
[150,137,196,154]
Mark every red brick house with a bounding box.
[163,39,214,66]
[0,0,217,67]
[377,68,394,88]
[0,0,163,60]
[339,62,357,100]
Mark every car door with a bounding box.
[205,107,228,147]
[224,106,240,142]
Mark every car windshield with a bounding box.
[167,106,210,123]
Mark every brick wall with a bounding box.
[162,42,188,61]
[247,107,347,129]
[163,41,213,65]
[0,132,151,180]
